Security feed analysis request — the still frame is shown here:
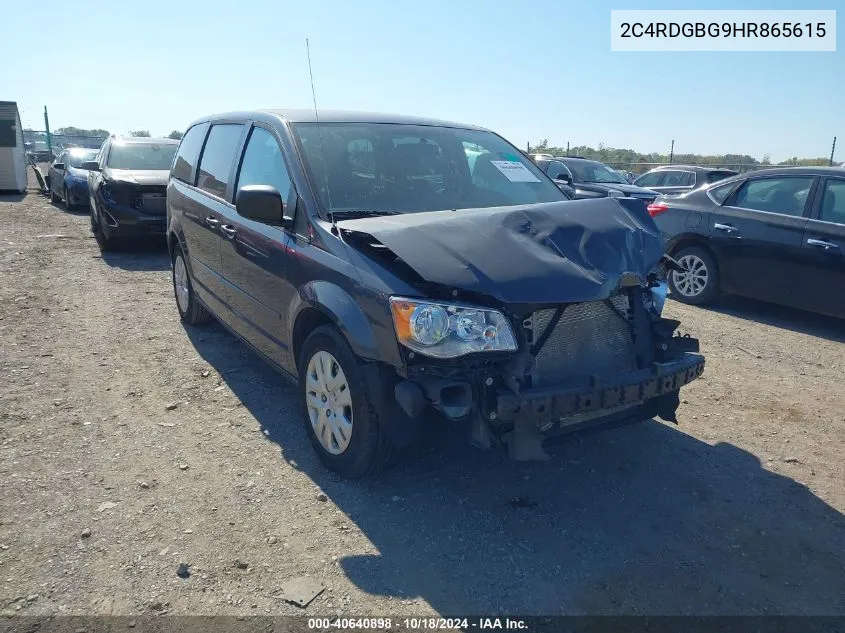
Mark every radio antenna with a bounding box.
[306,38,335,228]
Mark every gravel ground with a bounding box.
[1,181,844,617]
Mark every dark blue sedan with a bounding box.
[48,147,99,210]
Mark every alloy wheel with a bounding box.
[672,254,709,298]
[173,255,190,314]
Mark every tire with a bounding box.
[171,245,211,325]
[92,205,117,251]
[64,185,74,212]
[298,325,393,479]
[668,245,720,305]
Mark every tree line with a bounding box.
[24,127,183,140]
[528,140,832,172]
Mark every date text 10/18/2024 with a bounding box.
[307,617,529,630]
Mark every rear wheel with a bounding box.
[668,246,719,305]
[298,325,393,479]
[172,246,211,325]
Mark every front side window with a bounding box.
[706,170,735,184]
[107,142,178,171]
[546,160,572,180]
[196,124,243,199]
[172,122,209,184]
[67,149,98,168]
[236,126,292,203]
[820,179,845,225]
[291,123,565,215]
[730,177,814,217]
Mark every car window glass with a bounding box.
[706,171,734,184]
[635,171,663,187]
[661,171,691,186]
[820,180,845,225]
[546,161,571,180]
[731,177,814,216]
[172,122,209,184]
[196,124,243,199]
[236,127,292,205]
[55,152,65,166]
[708,180,737,204]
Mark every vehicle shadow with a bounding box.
[670,294,845,343]
[185,322,845,616]
[50,200,90,217]
[0,191,27,202]
[98,239,170,271]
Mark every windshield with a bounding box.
[67,149,98,169]
[566,160,628,184]
[107,142,178,170]
[291,123,565,215]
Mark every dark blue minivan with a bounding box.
[166,110,704,478]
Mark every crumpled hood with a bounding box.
[104,169,169,186]
[337,198,664,305]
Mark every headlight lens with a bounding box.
[607,189,625,197]
[389,297,517,358]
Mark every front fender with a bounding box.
[290,281,397,366]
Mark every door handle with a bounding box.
[220,225,237,239]
[806,238,839,250]
[713,223,738,233]
[205,216,220,229]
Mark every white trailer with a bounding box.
[0,101,27,193]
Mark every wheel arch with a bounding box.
[666,235,720,274]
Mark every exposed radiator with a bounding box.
[530,295,637,388]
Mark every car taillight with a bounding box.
[647,202,670,217]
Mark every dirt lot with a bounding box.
[1,180,844,617]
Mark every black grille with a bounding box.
[531,296,636,388]
[134,189,167,215]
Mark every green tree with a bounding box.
[129,130,151,137]
[167,130,183,140]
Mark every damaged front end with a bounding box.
[388,278,703,460]
[338,198,705,459]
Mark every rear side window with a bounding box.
[661,171,694,186]
[196,124,243,199]
[706,170,734,184]
[730,177,814,217]
[707,180,738,204]
[820,179,845,225]
[172,122,209,184]
[635,171,663,187]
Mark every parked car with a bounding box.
[83,136,179,249]
[167,110,704,478]
[648,166,845,319]
[48,147,99,210]
[533,156,658,203]
[634,165,737,196]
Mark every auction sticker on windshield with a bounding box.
[491,160,541,182]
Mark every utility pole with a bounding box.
[669,139,674,165]
[44,106,52,156]
[830,136,837,166]
[566,141,570,156]
[526,141,530,153]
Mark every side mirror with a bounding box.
[555,173,572,184]
[80,161,100,171]
[236,185,290,226]
[53,162,66,171]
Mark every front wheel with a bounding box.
[668,246,719,305]
[64,186,74,211]
[298,325,393,479]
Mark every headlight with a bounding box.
[607,189,625,197]
[389,297,517,358]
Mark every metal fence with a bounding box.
[23,130,106,161]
